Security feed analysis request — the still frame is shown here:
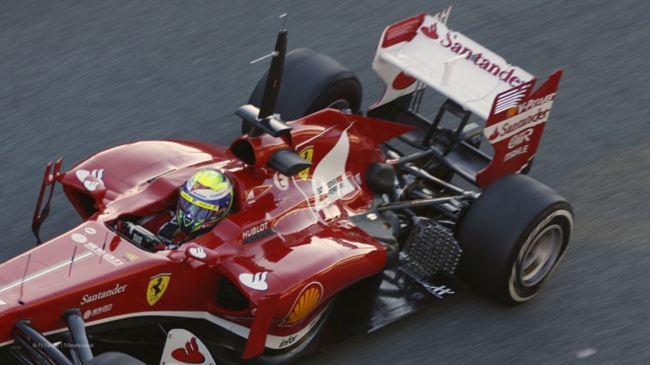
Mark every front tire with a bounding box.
[456,174,574,305]
[255,300,333,364]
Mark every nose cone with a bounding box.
[0,221,147,345]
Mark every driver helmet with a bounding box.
[177,169,233,234]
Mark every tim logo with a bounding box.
[421,23,439,39]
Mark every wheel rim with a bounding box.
[519,224,564,286]
[326,99,351,112]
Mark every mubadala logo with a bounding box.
[80,283,127,305]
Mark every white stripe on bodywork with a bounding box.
[0,251,93,294]
[294,126,336,150]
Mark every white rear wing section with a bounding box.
[371,6,534,120]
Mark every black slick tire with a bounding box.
[455,173,574,305]
[242,48,362,134]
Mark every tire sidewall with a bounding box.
[255,300,333,364]
[303,77,361,116]
[507,203,573,303]
[243,48,362,134]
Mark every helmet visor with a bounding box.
[177,197,223,233]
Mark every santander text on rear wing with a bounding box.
[370,6,563,188]
[371,6,536,119]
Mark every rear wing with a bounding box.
[370,6,563,188]
[371,6,533,119]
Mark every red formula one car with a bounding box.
[0,7,573,365]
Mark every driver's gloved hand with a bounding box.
[120,221,163,249]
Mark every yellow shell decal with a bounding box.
[297,147,314,180]
[123,252,139,262]
[147,273,171,306]
[285,282,323,325]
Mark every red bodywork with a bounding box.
[0,109,413,358]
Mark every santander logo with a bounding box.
[189,247,206,259]
[171,337,205,364]
[418,21,526,88]
[488,105,551,142]
[75,169,105,192]
[239,272,269,291]
[420,23,439,39]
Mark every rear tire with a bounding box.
[243,48,362,134]
[456,174,574,305]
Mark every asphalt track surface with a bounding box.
[0,1,648,364]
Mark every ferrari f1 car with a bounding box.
[0,6,573,365]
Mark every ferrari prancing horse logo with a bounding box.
[148,273,171,306]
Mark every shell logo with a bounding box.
[284,282,323,326]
